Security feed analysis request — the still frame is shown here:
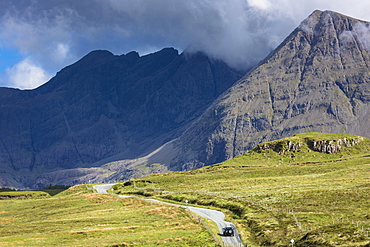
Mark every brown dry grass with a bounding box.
[0,217,14,224]
[81,193,121,203]
[121,197,150,208]
[70,225,143,234]
[146,205,179,219]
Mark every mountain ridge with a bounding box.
[162,9,370,171]
[0,48,243,188]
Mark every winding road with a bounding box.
[93,184,244,247]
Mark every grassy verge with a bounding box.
[0,184,217,246]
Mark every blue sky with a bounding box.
[0,47,21,71]
[1,0,370,89]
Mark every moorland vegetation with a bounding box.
[0,184,215,246]
[1,132,369,246]
[112,132,370,246]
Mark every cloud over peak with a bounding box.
[6,58,51,89]
[1,0,370,88]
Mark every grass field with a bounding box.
[0,185,217,246]
[1,132,369,246]
[112,132,370,246]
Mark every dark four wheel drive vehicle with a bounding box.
[223,226,234,236]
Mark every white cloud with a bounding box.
[352,22,370,51]
[53,43,70,64]
[340,22,370,51]
[0,3,78,72]
[6,58,51,89]
[247,0,271,10]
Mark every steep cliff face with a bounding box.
[170,10,370,170]
[0,48,242,188]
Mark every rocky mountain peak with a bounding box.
[299,10,370,43]
[82,49,115,60]
[0,47,242,189]
[166,10,370,170]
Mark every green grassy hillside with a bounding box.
[0,185,216,246]
[112,132,370,246]
[0,190,50,200]
[1,132,369,246]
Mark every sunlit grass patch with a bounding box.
[0,185,216,247]
[0,190,50,199]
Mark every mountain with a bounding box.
[162,10,370,170]
[3,10,370,188]
[0,48,243,188]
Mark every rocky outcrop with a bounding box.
[308,137,363,154]
[253,134,363,155]
[253,140,303,155]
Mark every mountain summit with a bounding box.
[166,10,370,169]
[0,48,242,188]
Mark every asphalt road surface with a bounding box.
[93,184,244,247]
